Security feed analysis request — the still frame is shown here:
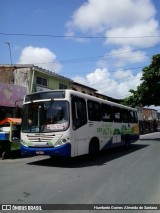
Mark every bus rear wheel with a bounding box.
[89,139,99,159]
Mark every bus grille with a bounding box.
[27,134,55,143]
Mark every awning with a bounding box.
[0,118,22,125]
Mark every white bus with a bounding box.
[21,90,139,158]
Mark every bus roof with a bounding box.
[65,90,137,111]
[25,89,136,111]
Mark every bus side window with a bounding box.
[129,110,138,123]
[122,108,129,123]
[87,100,101,121]
[113,106,122,122]
[101,103,113,122]
[134,111,138,123]
[72,97,87,130]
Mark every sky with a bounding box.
[1,0,160,101]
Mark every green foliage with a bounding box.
[122,54,160,107]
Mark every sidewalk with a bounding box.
[139,132,160,141]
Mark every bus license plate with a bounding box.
[36,151,44,155]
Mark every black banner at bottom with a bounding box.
[0,204,160,211]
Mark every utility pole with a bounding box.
[5,42,13,65]
[5,42,14,83]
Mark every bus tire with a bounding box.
[89,138,99,159]
[124,135,130,149]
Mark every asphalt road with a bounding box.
[0,133,160,212]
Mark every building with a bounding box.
[70,81,97,96]
[0,65,27,120]
[13,64,73,93]
[0,64,122,120]
[137,107,145,134]
[143,108,158,133]
[0,64,73,119]
[143,108,158,121]
[95,92,121,103]
[70,82,121,103]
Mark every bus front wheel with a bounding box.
[89,139,99,159]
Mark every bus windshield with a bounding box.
[22,101,69,133]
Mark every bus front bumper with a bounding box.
[21,143,71,157]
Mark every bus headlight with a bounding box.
[21,139,28,146]
[55,137,70,147]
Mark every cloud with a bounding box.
[67,0,159,99]
[105,19,160,47]
[18,46,62,73]
[113,69,132,80]
[66,0,160,47]
[87,68,110,84]
[96,46,147,71]
[107,46,147,67]
[72,68,142,98]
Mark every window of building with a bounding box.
[101,103,113,122]
[36,76,47,87]
[87,100,101,121]
[59,83,67,89]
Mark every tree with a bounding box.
[122,54,160,107]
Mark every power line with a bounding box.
[0,32,160,39]
[1,32,159,66]
[113,75,141,83]
[27,45,160,66]
[97,75,142,87]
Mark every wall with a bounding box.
[0,69,14,83]
[14,68,30,93]
[143,108,158,121]
[137,107,144,121]
[33,70,70,92]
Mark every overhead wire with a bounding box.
[1,32,158,99]
[1,32,159,66]
[0,32,160,39]
[23,45,160,66]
